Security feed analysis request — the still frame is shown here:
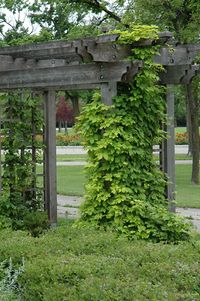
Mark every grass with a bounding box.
[56,154,87,161]
[47,164,200,209]
[175,126,200,134]
[175,127,187,134]
[176,164,200,208]
[57,166,85,196]
[56,153,191,162]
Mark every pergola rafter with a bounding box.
[0,32,199,223]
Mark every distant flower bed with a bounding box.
[175,132,188,145]
[0,132,191,146]
[56,134,82,146]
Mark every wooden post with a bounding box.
[161,85,176,212]
[44,90,57,225]
[101,82,117,106]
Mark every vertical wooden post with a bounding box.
[44,90,57,225]
[161,85,176,212]
[101,82,117,105]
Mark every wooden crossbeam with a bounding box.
[181,64,200,84]
[155,44,200,66]
[0,61,142,90]
[159,65,190,84]
[0,32,172,62]
[160,64,200,84]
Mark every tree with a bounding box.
[56,96,75,132]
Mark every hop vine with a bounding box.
[77,25,191,242]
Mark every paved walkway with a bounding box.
[56,160,194,166]
[56,145,189,155]
[57,195,200,232]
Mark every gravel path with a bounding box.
[56,160,194,166]
[56,145,189,155]
[57,195,200,232]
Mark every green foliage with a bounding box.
[0,222,199,300]
[0,91,44,230]
[124,0,200,43]
[76,25,191,242]
[23,211,50,237]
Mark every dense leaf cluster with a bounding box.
[77,25,191,242]
[0,92,45,230]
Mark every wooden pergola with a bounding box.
[0,32,199,224]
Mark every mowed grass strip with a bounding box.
[56,154,87,161]
[38,164,200,207]
[60,164,199,209]
[176,164,200,208]
[57,166,85,196]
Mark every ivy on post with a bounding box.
[44,90,57,225]
[77,25,191,242]
[0,91,45,230]
[161,85,176,212]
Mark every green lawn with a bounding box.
[57,153,191,162]
[46,164,200,208]
[56,154,87,161]
[175,127,187,134]
[57,166,85,196]
[37,165,85,196]
[175,126,200,134]
[176,164,200,208]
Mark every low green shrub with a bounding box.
[0,215,12,230]
[23,211,50,237]
[0,221,199,301]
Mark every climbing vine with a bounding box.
[0,91,44,230]
[77,25,191,242]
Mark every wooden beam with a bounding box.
[0,61,142,90]
[0,32,172,61]
[181,64,200,84]
[159,65,190,84]
[44,91,57,225]
[101,82,117,106]
[155,44,200,66]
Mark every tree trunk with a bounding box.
[186,83,199,184]
[71,95,80,118]
[65,121,68,135]
[58,120,61,132]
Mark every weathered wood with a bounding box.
[155,44,200,66]
[0,32,172,61]
[159,65,190,84]
[0,61,142,89]
[101,82,117,106]
[181,64,200,84]
[0,57,81,71]
[161,85,176,212]
[44,91,57,224]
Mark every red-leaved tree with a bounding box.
[56,96,75,131]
